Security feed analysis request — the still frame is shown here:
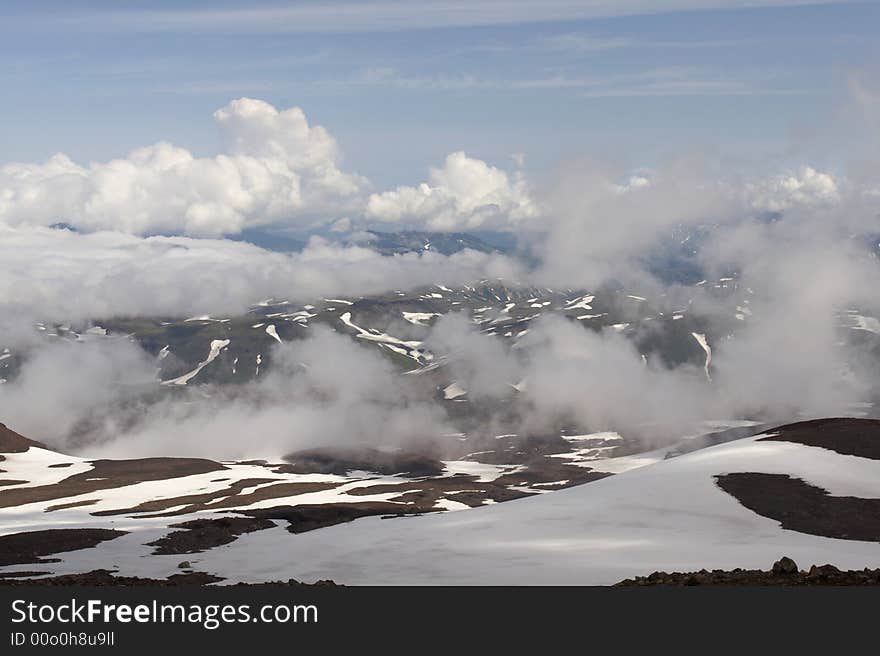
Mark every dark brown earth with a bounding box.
[45,499,100,512]
[0,457,227,508]
[0,528,127,566]
[495,464,611,490]
[146,517,276,555]
[461,433,617,486]
[91,478,340,517]
[280,447,446,477]
[760,417,880,460]
[346,474,532,508]
[0,569,336,586]
[616,558,880,586]
[0,423,46,453]
[244,501,438,534]
[0,570,223,586]
[462,433,578,464]
[716,472,880,542]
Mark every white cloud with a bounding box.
[745,166,841,212]
[0,224,522,323]
[613,174,651,193]
[0,98,368,237]
[366,151,538,230]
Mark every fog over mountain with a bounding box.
[0,67,879,460]
[3,2,880,592]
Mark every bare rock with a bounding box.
[772,556,799,575]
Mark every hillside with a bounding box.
[190,418,880,585]
[1,418,878,584]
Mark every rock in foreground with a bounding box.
[616,558,880,586]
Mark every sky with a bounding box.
[1,1,877,187]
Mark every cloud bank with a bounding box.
[0,224,522,323]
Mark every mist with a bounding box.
[1,78,879,461]
[0,225,523,324]
[0,326,452,460]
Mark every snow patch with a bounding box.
[162,339,230,386]
[691,332,712,382]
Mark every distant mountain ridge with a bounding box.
[360,230,506,255]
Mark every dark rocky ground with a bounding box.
[616,558,880,586]
[0,423,45,453]
[761,417,880,460]
[713,417,880,543]
[0,569,336,586]
[0,528,128,566]
[716,473,880,542]
[8,558,879,587]
[147,517,277,555]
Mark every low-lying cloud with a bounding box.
[0,224,522,323]
[0,327,451,460]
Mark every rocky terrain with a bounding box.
[1,278,744,388]
[616,557,880,586]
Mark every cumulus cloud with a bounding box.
[744,166,841,212]
[366,151,538,231]
[0,98,368,237]
[0,101,540,237]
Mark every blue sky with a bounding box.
[1,1,877,186]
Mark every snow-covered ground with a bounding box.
[187,434,880,585]
[0,412,880,585]
[4,429,878,584]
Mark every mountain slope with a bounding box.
[185,418,880,585]
[2,416,879,584]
